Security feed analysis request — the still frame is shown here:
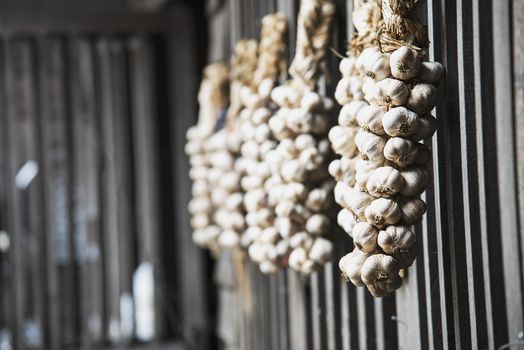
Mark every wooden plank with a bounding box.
[97,38,123,344]
[310,270,326,350]
[39,36,76,349]
[0,39,15,350]
[288,270,310,350]
[395,260,422,349]
[513,0,524,342]
[168,8,212,348]
[5,37,46,350]
[323,261,340,350]
[492,0,524,342]
[70,37,105,346]
[277,269,290,350]
[356,287,375,349]
[128,35,163,341]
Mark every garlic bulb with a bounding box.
[410,114,437,141]
[355,129,387,162]
[357,105,387,135]
[405,83,438,114]
[347,190,376,221]
[382,106,419,137]
[337,208,356,235]
[339,248,369,286]
[366,166,404,197]
[339,57,357,77]
[417,61,445,84]
[352,222,379,253]
[398,196,426,225]
[383,137,419,168]
[377,225,416,255]
[364,52,391,81]
[329,126,359,157]
[372,78,410,107]
[360,254,402,297]
[399,166,427,197]
[364,198,401,228]
[308,237,334,264]
[389,46,421,81]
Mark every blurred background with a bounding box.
[0,0,523,350]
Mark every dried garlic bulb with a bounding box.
[377,225,416,255]
[339,248,369,286]
[390,46,421,80]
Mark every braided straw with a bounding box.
[348,0,383,55]
[197,63,229,133]
[377,0,429,52]
[289,0,335,90]
[254,13,288,87]
[226,40,258,126]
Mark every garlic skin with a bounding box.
[366,166,404,197]
[357,105,387,135]
[352,222,379,253]
[377,225,416,255]
[382,106,420,137]
[389,46,421,81]
[372,78,410,107]
[398,197,427,225]
[339,248,369,286]
[364,198,402,228]
[383,137,419,168]
[417,61,445,84]
[405,83,438,114]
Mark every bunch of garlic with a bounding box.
[186,63,229,252]
[261,0,336,275]
[203,39,259,251]
[227,14,289,274]
[337,43,444,297]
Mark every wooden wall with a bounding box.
[210,0,524,350]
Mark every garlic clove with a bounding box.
[352,222,379,253]
[366,166,405,197]
[417,61,445,84]
[405,83,438,114]
[399,166,428,197]
[398,197,427,225]
[357,105,387,135]
[390,46,422,81]
[382,106,420,137]
[383,137,419,168]
[377,225,416,255]
[364,198,402,228]
[339,248,369,286]
[410,114,437,141]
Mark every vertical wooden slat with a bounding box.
[39,36,74,349]
[310,271,327,350]
[492,0,524,342]
[169,7,212,349]
[288,271,310,350]
[128,35,163,341]
[0,39,14,350]
[5,37,46,350]
[70,37,104,347]
[97,38,123,344]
